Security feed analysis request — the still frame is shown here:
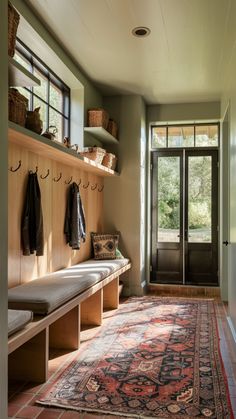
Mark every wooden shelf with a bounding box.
[84,127,118,145]
[8,122,119,177]
[9,57,41,87]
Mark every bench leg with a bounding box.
[81,289,103,326]
[103,276,119,310]
[8,328,49,383]
[49,305,80,350]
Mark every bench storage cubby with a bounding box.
[8,259,131,383]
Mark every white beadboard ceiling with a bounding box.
[26,0,235,104]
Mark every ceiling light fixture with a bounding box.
[132,26,151,37]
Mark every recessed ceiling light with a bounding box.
[132,27,151,37]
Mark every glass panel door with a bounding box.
[151,149,218,286]
[185,150,218,285]
[151,151,183,284]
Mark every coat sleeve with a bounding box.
[34,174,44,256]
[21,174,31,256]
[64,187,71,244]
[78,190,86,242]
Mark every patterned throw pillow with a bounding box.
[91,233,119,260]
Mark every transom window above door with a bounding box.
[151,123,219,149]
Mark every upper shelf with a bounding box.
[84,127,119,145]
[8,122,119,177]
[9,57,41,88]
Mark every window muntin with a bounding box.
[15,40,70,142]
[151,123,219,149]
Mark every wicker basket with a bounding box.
[107,119,118,139]
[102,153,117,170]
[81,147,106,165]
[8,2,20,57]
[9,88,28,126]
[87,108,109,129]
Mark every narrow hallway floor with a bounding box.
[8,297,236,418]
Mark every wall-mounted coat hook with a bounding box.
[40,169,50,179]
[53,172,62,182]
[65,176,73,185]
[83,181,90,189]
[98,185,104,192]
[9,160,21,172]
[91,183,97,191]
[29,166,38,174]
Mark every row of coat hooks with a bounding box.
[9,160,104,192]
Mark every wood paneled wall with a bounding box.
[8,142,103,288]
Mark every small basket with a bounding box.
[107,119,118,139]
[102,153,117,170]
[8,2,20,57]
[81,147,106,165]
[9,88,28,126]
[87,108,109,129]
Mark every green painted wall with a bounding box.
[103,95,147,296]
[147,102,221,123]
[0,0,8,417]
[221,0,236,334]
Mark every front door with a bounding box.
[151,149,218,286]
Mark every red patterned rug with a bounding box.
[38,297,233,418]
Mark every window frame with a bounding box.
[151,122,220,150]
[15,38,71,140]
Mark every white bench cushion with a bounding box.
[8,259,129,315]
[8,309,33,336]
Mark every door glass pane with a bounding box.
[188,156,212,242]
[152,127,167,148]
[158,156,180,242]
[168,126,194,148]
[195,125,218,147]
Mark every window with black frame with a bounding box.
[151,123,219,149]
[14,39,70,142]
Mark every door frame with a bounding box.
[220,103,230,301]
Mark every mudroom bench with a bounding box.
[8,258,131,383]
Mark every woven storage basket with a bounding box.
[87,108,109,129]
[8,2,20,57]
[81,147,106,165]
[9,88,28,126]
[107,119,118,139]
[102,153,117,170]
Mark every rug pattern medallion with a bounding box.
[38,297,232,418]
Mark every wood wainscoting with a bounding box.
[8,141,104,288]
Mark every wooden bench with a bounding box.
[8,259,131,383]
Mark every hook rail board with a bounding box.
[8,122,119,177]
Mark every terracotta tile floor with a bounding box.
[8,297,236,418]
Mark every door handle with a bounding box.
[223,240,229,246]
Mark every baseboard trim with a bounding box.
[148,284,220,298]
[227,316,236,344]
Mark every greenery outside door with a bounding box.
[151,149,218,285]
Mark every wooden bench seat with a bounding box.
[8,259,131,383]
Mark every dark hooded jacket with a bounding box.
[64,182,86,249]
[21,172,44,256]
